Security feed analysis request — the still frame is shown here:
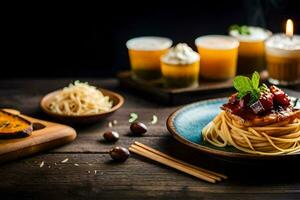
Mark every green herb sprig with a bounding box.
[129,113,138,123]
[150,115,158,125]
[229,24,251,35]
[233,71,267,105]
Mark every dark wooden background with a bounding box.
[3,0,300,78]
[0,78,300,200]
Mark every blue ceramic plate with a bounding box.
[167,98,300,159]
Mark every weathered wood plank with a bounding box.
[50,133,169,153]
[1,153,300,200]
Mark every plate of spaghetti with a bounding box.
[41,81,124,124]
[167,72,300,159]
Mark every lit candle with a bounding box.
[286,19,294,39]
[265,19,300,85]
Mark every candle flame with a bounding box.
[286,19,294,37]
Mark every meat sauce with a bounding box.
[221,85,298,123]
[222,101,295,121]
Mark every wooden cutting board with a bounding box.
[0,109,76,163]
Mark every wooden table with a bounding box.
[0,79,300,200]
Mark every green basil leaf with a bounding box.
[251,71,260,89]
[237,91,248,100]
[233,72,263,103]
[248,90,260,105]
[233,76,253,93]
[240,26,251,35]
[259,83,268,92]
[229,24,240,32]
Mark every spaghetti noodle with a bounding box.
[202,111,300,155]
[49,81,113,115]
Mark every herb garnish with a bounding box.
[150,115,158,125]
[229,24,251,35]
[233,71,267,105]
[129,113,138,123]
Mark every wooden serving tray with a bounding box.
[0,109,76,163]
[118,71,267,105]
[118,71,268,105]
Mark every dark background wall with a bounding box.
[3,0,300,78]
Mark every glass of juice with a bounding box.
[229,26,271,75]
[195,35,239,80]
[126,36,172,81]
[161,43,200,88]
[265,34,300,85]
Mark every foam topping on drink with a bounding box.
[161,43,200,65]
[126,37,173,51]
[195,35,239,49]
[266,34,300,51]
[230,26,271,41]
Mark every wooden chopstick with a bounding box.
[130,144,222,182]
[131,145,221,182]
[129,145,216,183]
[133,141,227,180]
[129,142,227,183]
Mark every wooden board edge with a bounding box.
[0,131,76,164]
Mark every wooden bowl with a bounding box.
[40,88,124,125]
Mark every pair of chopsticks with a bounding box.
[129,141,227,183]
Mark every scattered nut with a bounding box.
[110,146,130,162]
[103,131,119,142]
[130,121,147,136]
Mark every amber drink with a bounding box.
[265,34,300,85]
[195,35,239,80]
[161,43,200,88]
[230,26,271,75]
[126,37,172,81]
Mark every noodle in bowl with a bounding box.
[48,81,113,116]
